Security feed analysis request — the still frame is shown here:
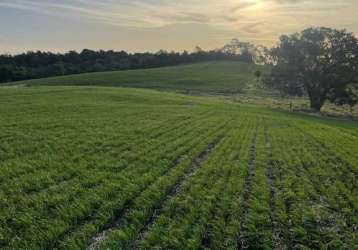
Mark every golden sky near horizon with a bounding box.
[0,0,357,53]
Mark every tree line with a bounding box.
[0,45,254,83]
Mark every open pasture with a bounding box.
[12,61,357,118]
[12,61,261,95]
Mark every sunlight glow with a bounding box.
[0,0,357,53]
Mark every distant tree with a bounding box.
[222,39,241,54]
[254,70,261,79]
[254,45,273,65]
[194,46,203,53]
[265,27,358,111]
[0,65,14,82]
[221,39,256,63]
[330,85,358,114]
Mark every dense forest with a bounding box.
[0,40,257,83]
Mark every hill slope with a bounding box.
[9,61,357,117]
[14,61,262,94]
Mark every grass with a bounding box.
[0,86,357,249]
[11,60,357,117]
[13,61,262,95]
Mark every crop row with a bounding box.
[268,120,356,249]
[0,110,227,249]
[118,118,259,249]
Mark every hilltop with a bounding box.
[12,61,263,95]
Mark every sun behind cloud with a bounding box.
[0,0,357,53]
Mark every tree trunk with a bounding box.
[306,83,328,113]
[307,90,325,112]
[309,97,324,112]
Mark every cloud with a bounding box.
[0,0,260,27]
[0,0,357,48]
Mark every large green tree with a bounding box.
[265,27,358,111]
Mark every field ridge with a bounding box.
[88,135,223,250]
[264,128,285,249]
[238,133,258,249]
[131,136,223,249]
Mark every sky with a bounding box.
[0,0,357,54]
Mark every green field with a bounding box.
[13,61,261,94]
[13,61,357,117]
[0,85,357,249]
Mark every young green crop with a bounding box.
[0,86,356,249]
